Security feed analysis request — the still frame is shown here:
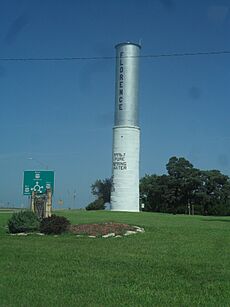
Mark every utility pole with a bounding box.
[73,190,77,209]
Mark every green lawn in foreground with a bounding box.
[0,210,230,306]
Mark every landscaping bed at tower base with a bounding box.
[69,222,144,237]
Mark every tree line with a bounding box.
[140,156,230,215]
[86,156,230,216]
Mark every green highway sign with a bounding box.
[23,171,54,195]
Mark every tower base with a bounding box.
[111,126,140,212]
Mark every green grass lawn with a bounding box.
[0,210,230,306]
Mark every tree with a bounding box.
[166,156,201,213]
[85,178,112,210]
[195,170,230,215]
[91,178,112,203]
[140,174,175,213]
[140,174,160,211]
[140,156,230,216]
[85,198,105,211]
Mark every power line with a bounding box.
[141,50,230,58]
[0,50,230,62]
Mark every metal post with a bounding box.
[192,204,195,215]
[188,200,191,215]
[31,192,35,212]
[45,189,52,217]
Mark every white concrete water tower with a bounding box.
[111,42,141,212]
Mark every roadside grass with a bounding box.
[0,210,230,306]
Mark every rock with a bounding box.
[135,228,145,233]
[88,235,96,238]
[102,233,115,238]
[124,231,137,236]
[115,235,122,238]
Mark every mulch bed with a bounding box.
[69,222,137,237]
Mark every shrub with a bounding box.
[40,215,70,235]
[8,210,40,234]
[85,198,105,210]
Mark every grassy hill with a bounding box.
[0,210,230,306]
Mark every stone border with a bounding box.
[9,226,145,238]
[87,226,145,238]
[10,232,44,236]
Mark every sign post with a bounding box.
[23,170,54,218]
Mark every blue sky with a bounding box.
[0,0,230,208]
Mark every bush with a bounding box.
[85,198,105,210]
[8,210,40,234]
[40,215,70,235]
